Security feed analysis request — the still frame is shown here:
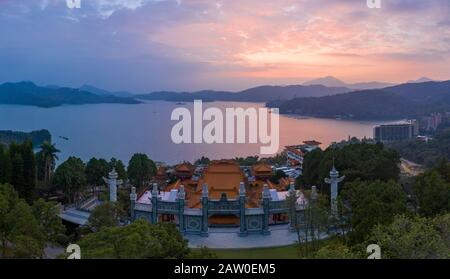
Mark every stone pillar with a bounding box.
[262,184,270,235]
[178,185,186,233]
[201,183,209,236]
[130,186,137,221]
[289,181,295,192]
[108,168,118,202]
[324,166,345,216]
[151,183,158,224]
[239,182,247,236]
[288,181,296,230]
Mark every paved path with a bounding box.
[186,225,328,249]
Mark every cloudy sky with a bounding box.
[0,0,449,92]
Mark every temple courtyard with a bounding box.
[186,224,328,249]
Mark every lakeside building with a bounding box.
[129,160,342,236]
[285,140,321,167]
[420,112,450,132]
[373,120,419,143]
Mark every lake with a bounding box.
[0,101,399,165]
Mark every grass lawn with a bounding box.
[211,245,301,259]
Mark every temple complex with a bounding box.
[60,155,344,237]
[129,160,340,236]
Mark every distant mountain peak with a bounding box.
[407,77,434,83]
[303,76,347,87]
[303,76,394,90]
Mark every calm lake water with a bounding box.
[0,101,398,165]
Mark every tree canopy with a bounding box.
[0,183,64,258]
[85,158,110,187]
[127,153,157,189]
[36,141,60,186]
[413,160,450,217]
[342,180,407,244]
[87,202,124,232]
[53,157,86,203]
[299,143,400,190]
[78,219,189,259]
[0,141,36,203]
[109,157,127,180]
[368,214,449,259]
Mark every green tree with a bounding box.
[434,158,450,182]
[369,214,448,259]
[286,190,329,257]
[0,183,44,258]
[127,154,157,189]
[20,141,36,203]
[269,170,288,184]
[0,183,18,257]
[32,198,65,243]
[414,170,450,217]
[86,158,110,193]
[299,143,400,189]
[0,145,12,184]
[194,156,210,166]
[432,213,450,251]
[109,158,127,180]
[1,141,37,203]
[8,200,45,258]
[37,141,60,185]
[342,180,407,244]
[9,143,24,194]
[53,157,86,203]
[87,202,124,232]
[78,219,189,259]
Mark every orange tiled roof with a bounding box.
[148,160,290,211]
[156,166,166,175]
[252,163,273,173]
[175,162,194,173]
[197,160,244,200]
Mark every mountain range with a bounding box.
[0,82,141,107]
[136,84,353,102]
[268,80,450,120]
[1,78,448,121]
[0,81,355,107]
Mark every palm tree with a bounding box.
[39,141,60,184]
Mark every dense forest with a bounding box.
[298,142,401,190]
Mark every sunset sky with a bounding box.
[1,0,450,92]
